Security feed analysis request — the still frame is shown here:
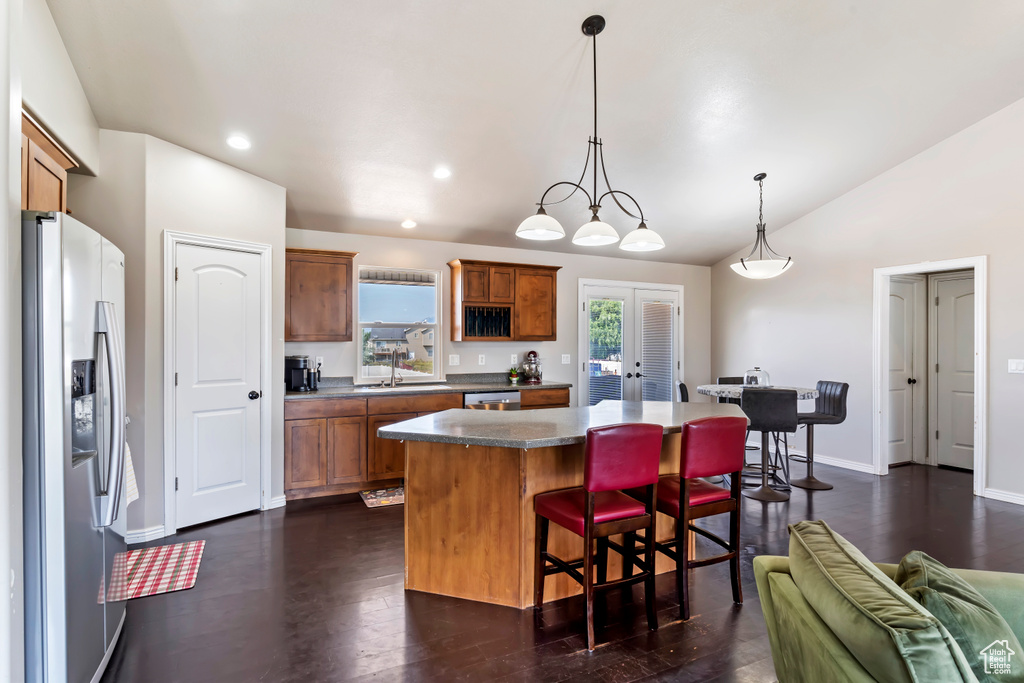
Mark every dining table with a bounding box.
[696,384,819,400]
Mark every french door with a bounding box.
[579,284,681,406]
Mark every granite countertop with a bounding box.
[284,380,573,400]
[376,400,747,449]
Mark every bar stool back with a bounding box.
[533,423,664,650]
[792,381,849,490]
[740,389,797,502]
[678,382,689,402]
[717,376,743,405]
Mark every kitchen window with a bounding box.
[357,267,441,383]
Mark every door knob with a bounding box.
[635,373,645,378]
[248,390,261,400]
[625,373,633,379]
[907,378,917,385]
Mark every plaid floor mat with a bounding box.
[107,540,206,601]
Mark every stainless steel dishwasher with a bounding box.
[463,391,521,411]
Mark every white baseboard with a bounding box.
[982,488,1024,507]
[126,525,167,545]
[745,439,876,475]
[265,495,287,510]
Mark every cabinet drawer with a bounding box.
[367,393,462,415]
[520,388,570,409]
[285,397,367,420]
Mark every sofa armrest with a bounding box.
[753,555,791,680]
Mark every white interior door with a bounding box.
[174,243,263,528]
[580,284,680,405]
[931,273,975,470]
[888,277,926,465]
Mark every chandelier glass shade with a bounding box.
[515,208,566,240]
[731,173,793,279]
[517,15,664,252]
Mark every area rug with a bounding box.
[107,540,206,601]
[360,486,404,508]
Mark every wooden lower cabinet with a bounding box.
[284,418,328,490]
[327,416,366,485]
[284,391,463,500]
[521,387,571,410]
[367,413,418,481]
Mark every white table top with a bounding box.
[697,384,819,400]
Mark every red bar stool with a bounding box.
[533,423,664,651]
[631,416,747,620]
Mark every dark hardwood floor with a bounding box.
[102,464,1024,683]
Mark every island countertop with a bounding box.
[377,400,747,449]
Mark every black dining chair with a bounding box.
[716,376,743,405]
[791,381,849,491]
[678,382,689,402]
[740,388,797,502]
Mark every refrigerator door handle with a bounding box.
[97,301,126,527]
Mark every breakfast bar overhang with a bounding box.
[378,400,748,609]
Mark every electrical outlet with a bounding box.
[510,353,518,366]
[314,356,324,369]
[449,354,460,366]
[478,354,486,365]
[561,354,571,365]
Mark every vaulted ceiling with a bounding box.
[48,0,1024,265]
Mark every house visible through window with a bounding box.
[358,267,441,382]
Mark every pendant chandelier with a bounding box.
[731,173,793,279]
[516,15,664,252]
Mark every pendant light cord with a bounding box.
[592,28,599,207]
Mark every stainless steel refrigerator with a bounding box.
[23,212,128,683]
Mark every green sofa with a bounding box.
[755,548,1024,682]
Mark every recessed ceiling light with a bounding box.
[433,166,451,179]
[226,135,251,150]
[401,219,417,229]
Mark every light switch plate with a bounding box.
[561,354,571,364]
[510,353,518,366]
[1010,359,1024,374]
[449,354,460,366]
[478,354,486,365]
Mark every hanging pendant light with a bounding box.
[516,15,664,252]
[731,173,792,279]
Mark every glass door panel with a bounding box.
[587,297,625,405]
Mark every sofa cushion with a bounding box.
[788,520,977,682]
[896,551,1024,683]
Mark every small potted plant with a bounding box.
[508,366,519,385]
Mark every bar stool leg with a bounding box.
[729,474,743,605]
[791,425,834,490]
[678,508,690,621]
[743,432,790,501]
[584,527,596,651]
[533,515,548,609]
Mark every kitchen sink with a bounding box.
[357,384,453,392]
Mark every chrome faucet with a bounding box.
[383,349,403,388]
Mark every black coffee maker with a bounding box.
[285,355,319,392]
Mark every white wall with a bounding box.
[69,133,287,534]
[285,229,713,405]
[21,0,98,172]
[1,0,24,678]
[711,97,1024,498]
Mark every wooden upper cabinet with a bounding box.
[21,112,77,213]
[489,267,515,303]
[448,260,559,341]
[462,264,489,302]
[285,249,357,342]
[514,268,557,340]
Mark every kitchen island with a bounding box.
[378,400,747,608]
